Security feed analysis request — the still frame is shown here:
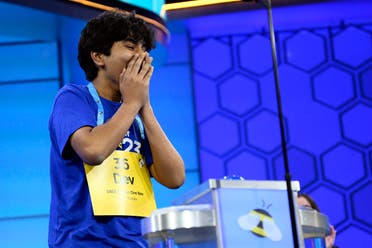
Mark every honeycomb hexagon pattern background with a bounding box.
[191,24,372,244]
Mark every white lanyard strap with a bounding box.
[87,83,145,139]
[87,82,104,126]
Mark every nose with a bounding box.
[134,44,145,53]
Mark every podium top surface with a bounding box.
[173,179,300,205]
[299,207,330,238]
[141,204,216,243]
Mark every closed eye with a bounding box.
[126,45,135,50]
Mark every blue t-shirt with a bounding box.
[48,83,153,247]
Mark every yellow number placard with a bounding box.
[84,151,156,217]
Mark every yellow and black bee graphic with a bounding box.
[238,202,282,241]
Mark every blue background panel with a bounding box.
[238,35,273,75]
[332,26,372,68]
[341,103,372,147]
[273,147,317,189]
[321,143,366,189]
[284,30,327,72]
[0,216,49,248]
[245,110,284,154]
[193,74,220,122]
[0,82,59,217]
[189,2,372,247]
[336,225,372,247]
[309,186,347,227]
[0,42,58,83]
[193,38,233,79]
[351,182,372,228]
[151,64,198,170]
[200,150,225,180]
[165,25,190,64]
[0,2,56,42]
[152,170,200,208]
[199,113,241,156]
[225,150,268,180]
[312,65,356,109]
[360,65,372,100]
[219,74,260,116]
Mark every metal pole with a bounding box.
[256,0,300,247]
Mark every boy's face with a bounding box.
[102,40,146,86]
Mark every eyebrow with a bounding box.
[123,39,146,50]
[125,37,137,43]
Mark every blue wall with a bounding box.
[187,0,372,247]
[0,3,59,247]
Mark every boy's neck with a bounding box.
[91,79,121,102]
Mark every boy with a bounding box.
[48,9,185,247]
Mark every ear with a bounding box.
[90,51,105,67]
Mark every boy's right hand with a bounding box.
[119,52,154,111]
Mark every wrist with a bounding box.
[140,103,153,114]
[120,101,141,118]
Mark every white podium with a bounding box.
[141,179,329,248]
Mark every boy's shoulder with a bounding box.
[53,83,91,104]
[56,83,89,96]
[60,82,88,92]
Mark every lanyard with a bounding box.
[87,82,104,125]
[87,82,145,139]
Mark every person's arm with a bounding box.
[140,103,185,189]
[70,103,140,165]
[70,53,151,165]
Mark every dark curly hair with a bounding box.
[78,9,155,81]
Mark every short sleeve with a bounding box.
[49,85,97,157]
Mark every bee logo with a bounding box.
[139,158,145,168]
[238,201,282,241]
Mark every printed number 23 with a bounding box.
[122,137,141,153]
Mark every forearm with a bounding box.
[140,104,185,188]
[71,103,140,165]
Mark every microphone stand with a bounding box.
[243,0,300,247]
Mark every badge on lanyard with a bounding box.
[84,83,156,217]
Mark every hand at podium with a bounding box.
[325,225,337,248]
[297,193,338,248]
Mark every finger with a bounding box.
[133,53,147,74]
[120,67,126,81]
[143,65,154,81]
[126,54,140,73]
[140,56,153,73]
[146,56,154,64]
[138,58,152,79]
[144,53,152,63]
[140,53,152,68]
